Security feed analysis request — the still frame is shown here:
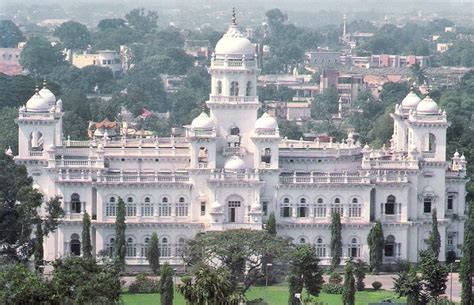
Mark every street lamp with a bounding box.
[265,263,273,303]
[450,259,461,303]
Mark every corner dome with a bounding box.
[416,96,439,114]
[39,86,56,107]
[255,112,278,130]
[214,11,254,56]
[26,90,49,112]
[401,91,421,109]
[224,155,246,171]
[191,112,215,129]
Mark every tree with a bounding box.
[353,259,367,291]
[50,257,121,304]
[125,8,158,34]
[159,263,174,305]
[177,265,236,304]
[20,37,66,75]
[54,21,90,50]
[97,18,126,31]
[367,221,384,274]
[278,119,303,140]
[0,153,64,262]
[460,202,474,305]
[419,250,448,303]
[114,197,126,270]
[0,20,24,48]
[393,266,427,305]
[330,212,343,270]
[288,244,324,302]
[410,63,427,86]
[266,212,277,236]
[81,211,92,259]
[288,273,304,305]
[33,223,44,272]
[147,232,160,275]
[311,86,339,123]
[184,229,292,293]
[427,208,441,259]
[342,260,356,305]
[0,263,53,304]
[0,108,19,155]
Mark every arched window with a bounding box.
[316,237,326,257]
[349,197,362,218]
[159,197,171,216]
[70,233,81,256]
[299,237,306,244]
[385,195,396,215]
[348,238,360,258]
[246,81,252,96]
[176,237,186,257]
[106,197,117,217]
[447,195,454,210]
[198,147,209,163]
[126,197,137,216]
[261,148,271,163]
[71,193,81,214]
[230,81,239,96]
[142,237,150,257]
[230,126,240,136]
[141,197,154,217]
[423,197,432,213]
[160,237,171,257]
[385,235,396,257]
[29,131,44,151]
[126,237,136,257]
[176,196,189,217]
[297,198,308,217]
[216,80,222,95]
[331,197,343,216]
[107,237,115,257]
[428,133,436,153]
[281,197,292,217]
[314,198,327,218]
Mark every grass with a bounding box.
[121,285,405,305]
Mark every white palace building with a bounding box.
[14,15,468,267]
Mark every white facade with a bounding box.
[14,17,468,267]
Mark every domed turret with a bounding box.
[224,155,246,171]
[255,112,278,130]
[191,112,215,129]
[214,9,254,57]
[26,87,50,112]
[416,95,439,115]
[401,90,421,109]
[39,80,56,107]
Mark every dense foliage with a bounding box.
[81,211,92,258]
[427,208,441,258]
[159,263,174,305]
[0,20,25,48]
[330,212,342,270]
[114,197,126,270]
[367,221,384,274]
[460,202,474,305]
[342,261,356,305]
[147,232,160,275]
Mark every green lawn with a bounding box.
[122,285,405,305]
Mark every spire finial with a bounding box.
[231,7,236,25]
[43,78,47,88]
[201,104,206,113]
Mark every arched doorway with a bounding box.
[385,235,396,257]
[70,233,81,256]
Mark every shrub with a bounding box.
[322,283,344,294]
[128,273,159,294]
[328,272,343,284]
[372,281,382,291]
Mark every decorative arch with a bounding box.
[297,236,308,244]
[246,81,252,96]
[216,80,222,95]
[106,195,118,217]
[385,235,396,257]
[230,81,239,96]
[160,236,171,257]
[296,196,309,218]
[70,233,81,256]
[125,195,137,216]
[348,237,361,258]
[280,196,293,218]
[159,195,172,216]
[126,236,136,257]
[176,195,189,217]
[315,236,327,257]
[71,193,81,214]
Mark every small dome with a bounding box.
[255,112,278,130]
[416,96,439,114]
[460,154,466,160]
[453,150,460,158]
[224,155,246,171]
[214,11,254,56]
[39,87,56,107]
[26,90,49,112]
[191,112,214,129]
[401,91,421,109]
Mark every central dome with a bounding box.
[255,112,278,130]
[416,96,439,114]
[214,10,254,56]
[224,155,246,171]
[26,90,50,112]
[39,86,56,107]
[191,112,214,129]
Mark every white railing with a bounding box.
[56,159,98,167]
[97,172,190,183]
[375,175,409,183]
[57,170,93,181]
[223,146,246,156]
[368,160,419,169]
[422,152,436,159]
[209,171,260,182]
[279,172,370,184]
[29,151,44,157]
[209,96,258,104]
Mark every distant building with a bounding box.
[0,47,23,75]
[69,50,122,75]
[305,51,341,67]
[184,40,211,65]
[161,75,185,93]
[343,54,431,68]
[265,100,311,122]
[320,69,366,113]
[437,43,453,53]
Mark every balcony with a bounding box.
[279,172,370,185]
[97,172,190,184]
